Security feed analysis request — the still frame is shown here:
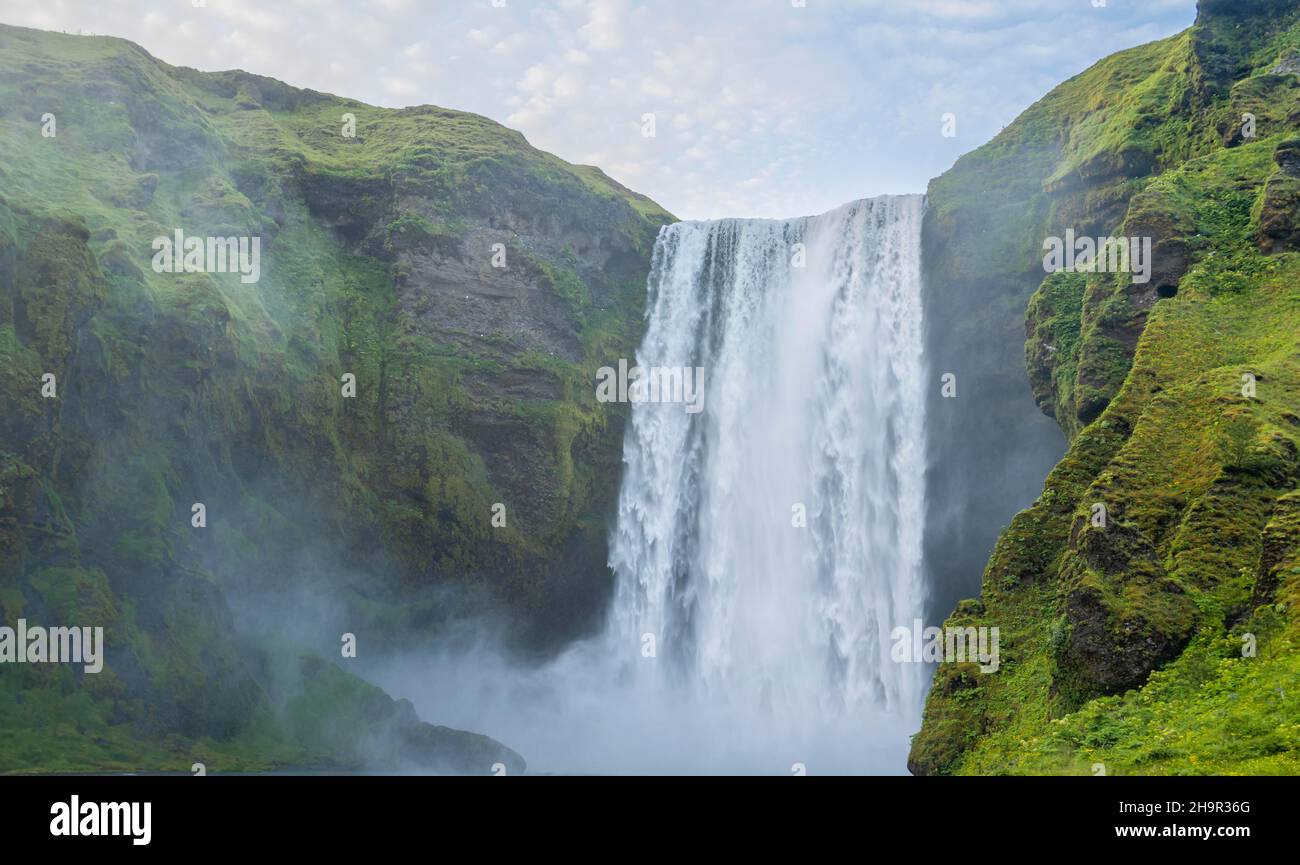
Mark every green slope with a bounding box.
[0,23,670,772]
[912,0,1300,775]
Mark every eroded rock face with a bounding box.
[1056,579,1195,700]
[905,661,985,777]
[1253,491,1300,608]
[1273,49,1300,75]
[1022,191,1195,441]
[1054,515,1197,701]
[1258,139,1300,254]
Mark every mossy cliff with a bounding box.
[912,0,1300,775]
[0,24,669,772]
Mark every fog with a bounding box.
[366,635,918,776]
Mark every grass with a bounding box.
[913,3,1300,775]
[914,144,1300,774]
[0,21,671,771]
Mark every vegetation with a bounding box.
[0,23,670,772]
[911,0,1300,775]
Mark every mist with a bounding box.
[364,630,918,776]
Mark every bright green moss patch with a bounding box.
[967,632,1300,775]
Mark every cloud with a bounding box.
[578,0,626,52]
[0,0,1199,219]
[381,75,420,98]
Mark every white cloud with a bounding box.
[578,0,626,52]
[518,63,550,95]
[0,0,1199,219]
[381,76,420,98]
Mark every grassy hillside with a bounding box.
[912,0,1300,775]
[0,23,670,772]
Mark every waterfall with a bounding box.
[384,195,930,775]
[608,194,929,728]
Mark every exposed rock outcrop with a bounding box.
[1257,138,1300,253]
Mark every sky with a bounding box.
[1,0,1200,220]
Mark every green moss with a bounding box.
[0,20,674,771]
[539,260,591,316]
[915,3,1300,775]
[1026,271,1086,432]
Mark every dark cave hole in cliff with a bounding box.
[333,222,368,247]
[1157,283,1178,298]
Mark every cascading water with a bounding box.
[384,195,930,775]
[606,194,929,746]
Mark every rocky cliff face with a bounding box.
[0,24,670,772]
[912,0,1300,775]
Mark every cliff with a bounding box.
[0,23,670,772]
[911,0,1300,774]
